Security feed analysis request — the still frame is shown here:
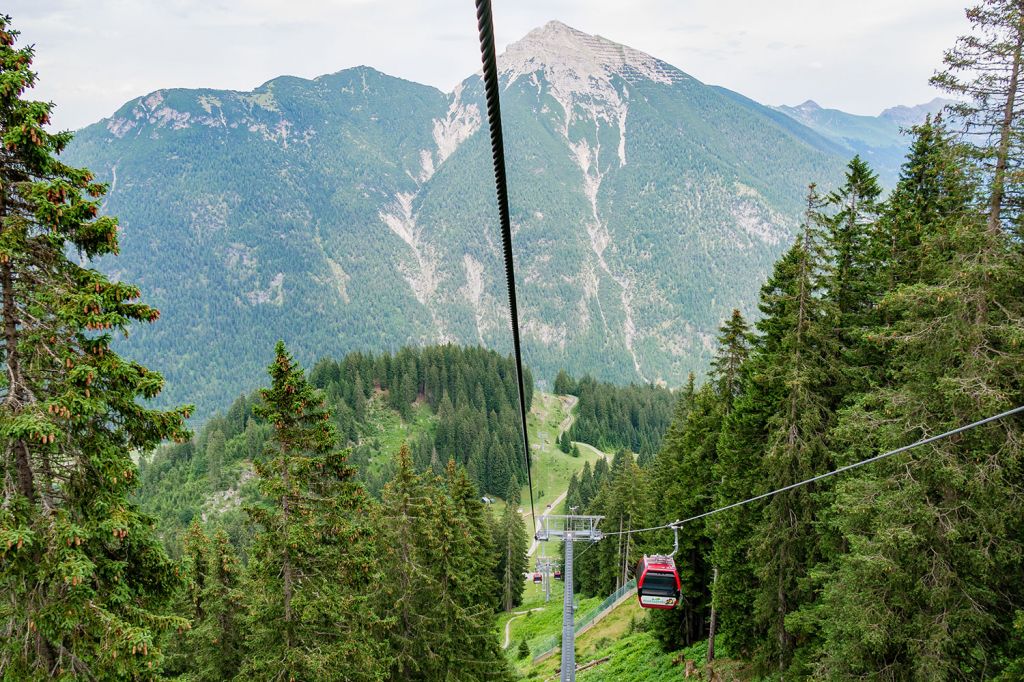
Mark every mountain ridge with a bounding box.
[62,21,924,420]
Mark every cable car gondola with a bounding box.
[532,572,542,584]
[635,555,681,609]
[635,524,681,609]
[554,569,562,581]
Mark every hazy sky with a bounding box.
[18,0,968,131]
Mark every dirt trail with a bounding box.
[556,394,579,437]
[503,607,546,649]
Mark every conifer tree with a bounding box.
[876,117,978,290]
[649,311,750,650]
[826,156,882,321]
[553,369,574,395]
[576,450,648,597]
[446,459,500,612]
[159,521,209,678]
[378,445,510,680]
[750,189,836,673]
[0,16,191,677]
[199,530,244,680]
[375,444,435,679]
[205,428,226,490]
[825,157,882,377]
[240,342,385,681]
[709,311,753,407]
[712,187,836,670]
[812,124,1024,679]
[932,0,1024,236]
[182,528,244,682]
[495,477,528,612]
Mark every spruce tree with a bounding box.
[495,477,529,612]
[818,156,884,398]
[709,310,753,407]
[876,117,977,290]
[446,459,500,612]
[932,0,1024,236]
[812,124,1024,679]
[193,529,244,681]
[205,428,226,490]
[0,16,191,677]
[825,156,882,326]
[711,187,835,671]
[649,311,750,650]
[159,521,209,678]
[378,445,510,680]
[173,526,244,682]
[240,342,384,681]
[375,444,435,679]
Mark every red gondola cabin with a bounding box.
[532,572,542,584]
[635,555,681,609]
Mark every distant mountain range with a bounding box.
[62,21,945,419]
[773,97,956,181]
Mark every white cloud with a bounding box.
[13,0,967,130]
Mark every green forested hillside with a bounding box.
[137,344,534,552]
[557,122,1024,678]
[60,21,864,420]
[554,370,676,458]
[6,3,1024,680]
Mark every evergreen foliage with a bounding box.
[561,373,676,456]
[0,17,191,678]
[625,113,1024,679]
[495,477,529,612]
[238,342,385,681]
[376,444,511,681]
[137,344,532,552]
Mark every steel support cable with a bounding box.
[602,404,1024,538]
[474,0,537,531]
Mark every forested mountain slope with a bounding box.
[62,21,862,419]
[138,344,533,552]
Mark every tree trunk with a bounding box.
[2,257,34,502]
[707,568,718,663]
[281,455,293,647]
[988,28,1023,235]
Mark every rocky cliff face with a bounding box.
[65,21,858,418]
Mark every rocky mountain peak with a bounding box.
[795,99,822,111]
[879,96,957,126]
[498,20,685,88]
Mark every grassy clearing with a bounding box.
[359,398,435,474]
[493,393,608,519]
[516,595,757,681]
[500,577,608,676]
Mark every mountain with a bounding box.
[774,97,955,182]
[63,20,852,419]
[879,97,958,127]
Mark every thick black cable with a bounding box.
[602,404,1024,537]
[474,0,537,531]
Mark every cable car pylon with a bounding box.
[535,511,603,682]
[536,549,559,603]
